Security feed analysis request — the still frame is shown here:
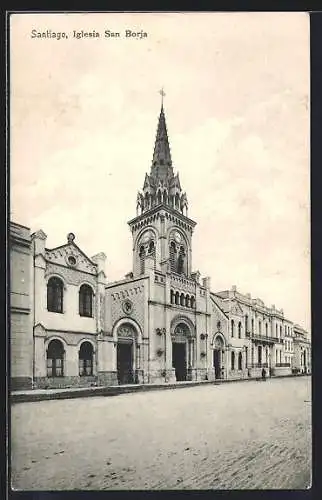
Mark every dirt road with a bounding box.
[11,376,311,490]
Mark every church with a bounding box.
[10,101,311,390]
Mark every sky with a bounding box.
[10,12,310,330]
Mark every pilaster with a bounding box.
[31,230,47,327]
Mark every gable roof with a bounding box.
[46,241,97,267]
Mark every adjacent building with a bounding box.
[10,222,33,389]
[293,324,311,375]
[10,102,311,389]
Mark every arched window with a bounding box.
[238,322,242,338]
[259,320,262,335]
[185,294,190,307]
[280,325,282,337]
[245,315,248,333]
[148,240,156,270]
[175,291,179,305]
[265,323,268,336]
[231,319,235,337]
[177,246,185,275]
[79,284,93,317]
[79,342,94,376]
[238,352,242,370]
[170,289,174,304]
[148,240,155,255]
[175,192,180,209]
[157,190,162,205]
[180,293,185,306]
[170,241,177,272]
[47,339,64,377]
[47,277,64,313]
[139,245,145,274]
[258,345,262,365]
[276,324,278,337]
[163,191,168,204]
[251,318,254,334]
[190,296,195,308]
[231,351,235,370]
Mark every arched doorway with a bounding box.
[213,335,224,379]
[116,323,137,385]
[172,322,191,381]
[258,345,263,366]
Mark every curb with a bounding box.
[10,374,310,404]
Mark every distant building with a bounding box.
[10,103,311,389]
[293,324,311,374]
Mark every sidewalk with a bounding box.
[10,379,220,403]
[10,373,308,404]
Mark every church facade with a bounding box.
[10,103,311,390]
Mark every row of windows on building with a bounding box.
[170,290,195,308]
[230,351,243,370]
[240,315,291,339]
[284,340,293,351]
[47,278,94,317]
[284,325,292,336]
[284,355,292,365]
[231,320,243,338]
[46,339,94,377]
[229,346,285,369]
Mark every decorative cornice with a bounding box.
[106,276,147,290]
[128,204,196,228]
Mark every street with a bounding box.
[11,376,311,490]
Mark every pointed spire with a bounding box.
[152,106,172,165]
[134,94,191,218]
[151,91,173,179]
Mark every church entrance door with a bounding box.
[117,342,134,385]
[172,342,187,381]
[213,349,221,379]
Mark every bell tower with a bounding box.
[128,92,197,277]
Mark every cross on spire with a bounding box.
[159,87,166,107]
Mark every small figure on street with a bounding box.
[262,368,266,381]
